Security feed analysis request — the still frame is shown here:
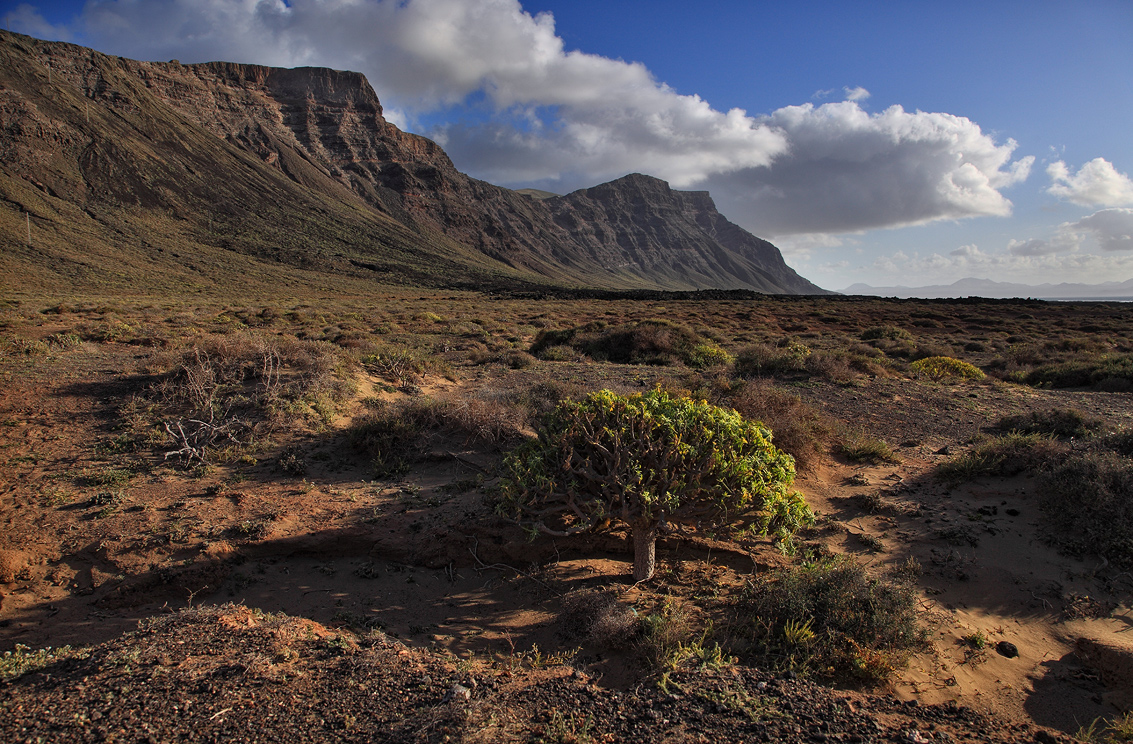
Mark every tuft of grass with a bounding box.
[837,432,900,465]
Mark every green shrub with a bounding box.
[497,388,812,581]
[909,356,985,381]
[738,555,927,681]
[687,342,734,369]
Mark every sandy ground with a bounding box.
[1,339,1131,738]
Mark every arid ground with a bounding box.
[2,291,1132,743]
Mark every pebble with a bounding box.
[442,684,471,703]
[996,641,1019,658]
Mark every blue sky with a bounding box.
[5,0,1133,291]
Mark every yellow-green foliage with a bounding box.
[910,356,985,381]
[497,388,812,540]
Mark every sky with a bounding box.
[4,0,1133,292]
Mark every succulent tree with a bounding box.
[497,388,812,581]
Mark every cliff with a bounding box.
[0,31,824,294]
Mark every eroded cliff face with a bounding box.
[1,31,824,293]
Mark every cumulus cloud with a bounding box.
[1067,208,1133,252]
[704,101,1033,237]
[1047,158,1133,207]
[30,0,1033,238]
[7,3,74,41]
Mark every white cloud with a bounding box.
[38,0,1033,240]
[66,0,787,188]
[1047,158,1133,207]
[704,101,1033,237]
[7,3,74,41]
[1068,208,1133,252]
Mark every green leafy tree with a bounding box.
[497,389,812,581]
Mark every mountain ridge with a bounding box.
[0,31,824,295]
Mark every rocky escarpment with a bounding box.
[0,30,823,294]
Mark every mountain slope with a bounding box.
[0,31,824,295]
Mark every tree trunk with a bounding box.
[632,521,658,582]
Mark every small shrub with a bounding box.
[997,408,1103,439]
[559,588,641,649]
[837,433,900,464]
[910,356,985,381]
[721,381,833,472]
[531,320,726,368]
[498,388,811,581]
[734,340,811,378]
[687,342,734,369]
[738,555,927,681]
[1026,354,1133,389]
[536,344,575,362]
[861,326,913,342]
[1040,452,1133,569]
[935,433,1065,483]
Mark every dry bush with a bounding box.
[1040,452,1133,569]
[530,319,725,367]
[936,432,1067,483]
[349,392,527,476]
[721,380,833,472]
[997,408,1104,439]
[738,555,927,682]
[733,339,813,378]
[559,589,641,649]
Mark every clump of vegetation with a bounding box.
[350,394,527,477]
[837,432,900,464]
[733,339,811,377]
[738,555,927,682]
[997,408,1103,439]
[860,326,913,342]
[1076,712,1133,744]
[530,319,728,368]
[1025,354,1133,390]
[559,588,641,650]
[909,356,985,381]
[935,432,1065,483]
[497,388,812,581]
[1,644,83,682]
[1040,452,1133,569]
[720,380,834,472]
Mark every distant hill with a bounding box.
[0,31,825,296]
[843,277,1133,300]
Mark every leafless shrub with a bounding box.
[559,588,641,649]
